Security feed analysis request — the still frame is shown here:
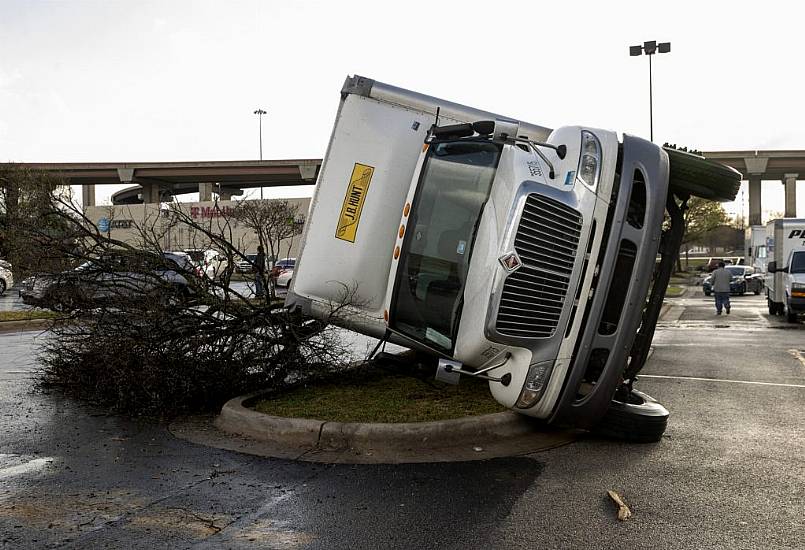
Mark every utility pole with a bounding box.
[254,108,267,200]
[629,41,671,142]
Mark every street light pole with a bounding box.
[254,108,267,200]
[629,41,670,142]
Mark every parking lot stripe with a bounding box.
[0,456,54,480]
[640,374,805,389]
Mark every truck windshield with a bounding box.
[390,140,502,352]
[791,252,805,274]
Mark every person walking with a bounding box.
[711,261,732,315]
[253,245,266,298]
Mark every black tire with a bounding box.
[768,298,776,315]
[753,286,761,296]
[0,279,6,296]
[593,389,669,443]
[666,147,742,202]
[786,303,798,324]
[739,283,746,295]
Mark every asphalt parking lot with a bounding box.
[0,286,803,549]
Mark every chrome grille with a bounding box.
[496,194,582,338]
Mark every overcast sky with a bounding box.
[2,0,803,219]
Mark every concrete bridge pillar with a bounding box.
[139,183,161,204]
[747,176,763,226]
[82,185,95,208]
[199,183,213,202]
[744,156,769,226]
[783,173,798,217]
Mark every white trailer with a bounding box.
[744,225,768,273]
[288,76,740,440]
[765,218,805,321]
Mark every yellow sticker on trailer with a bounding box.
[335,163,375,243]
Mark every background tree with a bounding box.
[679,196,730,269]
[233,199,305,299]
[765,210,784,224]
[0,164,76,274]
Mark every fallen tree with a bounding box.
[7,169,351,416]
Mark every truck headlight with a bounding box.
[515,361,554,409]
[577,130,601,188]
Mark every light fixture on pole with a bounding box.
[254,108,267,200]
[629,40,670,142]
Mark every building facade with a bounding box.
[84,198,311,261]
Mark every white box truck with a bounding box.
[765,218,805,322]
[744,224,768,273]
[287,75,740,441]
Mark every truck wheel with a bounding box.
[666,147,742,202]
[786,304,798,323]
[0,279,6,296]
[593,389,669,443]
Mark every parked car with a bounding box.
[275,267,294,289]
[702,265,763,296]
[235,253,259,274]
[183,248,227,279]
[0,260,13,296]
[20,251,195,309]
[270,258,295,282]
[701,257,737,272]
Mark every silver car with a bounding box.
[20,252,195,309]
[0,260,13,296]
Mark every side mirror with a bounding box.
[768,261,777,273]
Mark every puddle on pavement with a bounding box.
[127,506,234,538]
[233,519,315,547]
[0,489,144,531]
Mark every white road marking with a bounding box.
[788,349,805,367]
[641,374,805,389]
[0,456,54,480]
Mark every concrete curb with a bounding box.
[659,302,673,321]
[205,391,577,463]
[0,318,52,334]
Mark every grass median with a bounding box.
[252,369,507,423]
[664,285,686,298]
[0,310,60,322]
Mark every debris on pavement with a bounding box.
[607,490,632,521]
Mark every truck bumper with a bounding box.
[788,296,805,312]
[547,135,670,429]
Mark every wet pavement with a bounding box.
[0,286,26,312]
[0,286,803,549]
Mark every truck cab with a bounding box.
[745,225,767,273]
[379,121,668,423]
[288,75,740,436]
[764,218,805,321]
[768,248,805,322]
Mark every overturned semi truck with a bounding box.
[286,75,741,441]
